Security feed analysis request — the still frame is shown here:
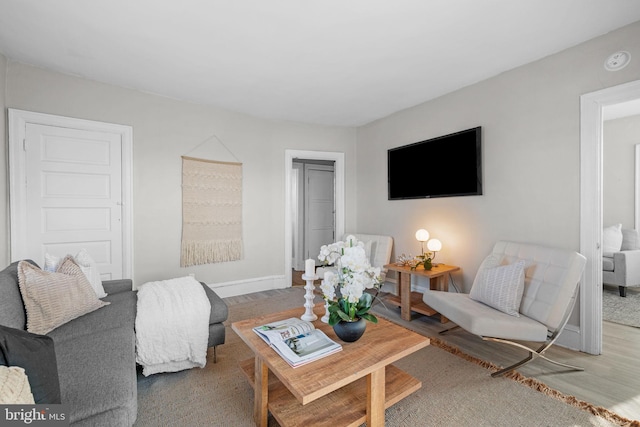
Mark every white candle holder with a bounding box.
[321,299,330,323]
[300,273,318,321]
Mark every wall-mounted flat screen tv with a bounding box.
[388,126,482,200]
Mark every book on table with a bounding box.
[253,317,342,368]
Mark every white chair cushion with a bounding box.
[423,291,548,341]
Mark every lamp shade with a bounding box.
[415,229,429,242]
[427,238,442,252]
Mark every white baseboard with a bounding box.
[556,323,582,352]
[204,275,290,298]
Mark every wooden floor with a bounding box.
[230,274,640,422]
[396,304,640,423]
[292,269,305,287]
[374,284,640,423]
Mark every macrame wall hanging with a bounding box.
[180,136,243,267]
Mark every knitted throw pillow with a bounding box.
[0,366,35,404]
[470,259,526,317]
[17,257,109,335]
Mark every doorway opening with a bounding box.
[284,150,345,288]
[292,159,335,271]
[580,79,640,355]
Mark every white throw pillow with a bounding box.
[469,259,526,317]
[470,253,502,290]
[603,224,623,256]
[621,229,640,251]
[74,249,107,298]
[43,253,60,273]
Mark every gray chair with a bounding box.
[602,228,640,297]
[423,241,586,377]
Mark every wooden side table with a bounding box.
[384,263,460,322]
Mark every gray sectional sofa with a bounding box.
[0,260,138,426]
[0,260,229,426]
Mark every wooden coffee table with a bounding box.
[232,303,429,427]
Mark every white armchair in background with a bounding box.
[316,233,393,283]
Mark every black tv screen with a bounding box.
[388,126,482,200]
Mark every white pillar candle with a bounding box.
[324,271,334,282]
[305,258,315,277]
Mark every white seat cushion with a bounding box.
[423,291,548,341]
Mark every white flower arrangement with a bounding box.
[318,235,382,325]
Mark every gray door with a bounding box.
[304,163,335,261]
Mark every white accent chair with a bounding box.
[423,241,587,377]
[316,233,393,282]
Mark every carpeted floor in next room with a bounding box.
[134,286,638,427]
[603,285,640,328]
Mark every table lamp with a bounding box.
[415,229,429,255]
[427,238,442,264]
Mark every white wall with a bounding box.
[355,21,640,300]
[2,20,640,302]
[603,114,640,229]
[2,61,357,294]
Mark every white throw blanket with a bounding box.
[135,276,211,376]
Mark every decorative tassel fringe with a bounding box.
[372,310,639,427]
[427,336,640,427]
[181,239,243,267]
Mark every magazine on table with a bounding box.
[253,317,342,368]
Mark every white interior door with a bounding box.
[9,109,133,280]
[304,163,335,261]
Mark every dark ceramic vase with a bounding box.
[333,317,367,342]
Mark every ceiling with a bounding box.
[1,1,639,127]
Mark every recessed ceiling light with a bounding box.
[604,51,631,71]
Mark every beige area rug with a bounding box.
[134,288,635,427]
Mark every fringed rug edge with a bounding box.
[421,333,639,427]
